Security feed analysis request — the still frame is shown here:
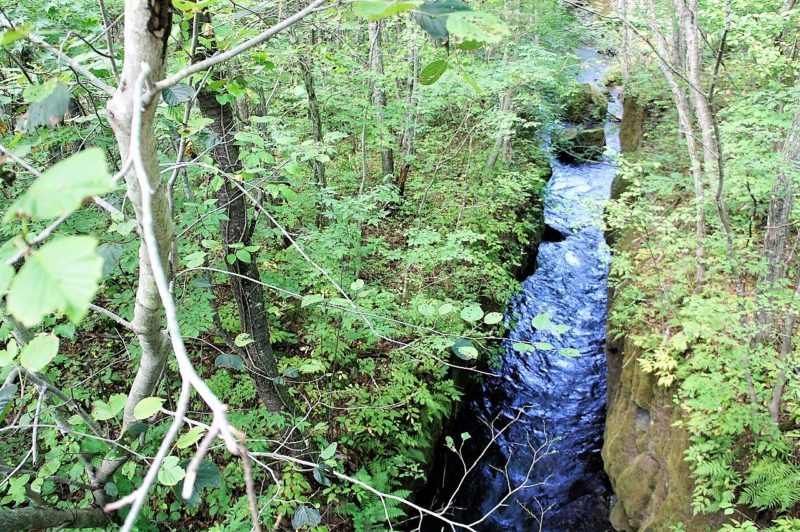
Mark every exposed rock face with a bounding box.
[602,333,723,531]
[566,83,609,124]
[553,127,606,163]
[619,95,647,153]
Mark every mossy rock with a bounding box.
[552,127,606,163]
[564,83,608,124]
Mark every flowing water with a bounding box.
[422,49,621,531]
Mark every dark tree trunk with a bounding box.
[300,30,326,188]
[194,13,288,413]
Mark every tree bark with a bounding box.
[105,0,173,429]
[0,506,111,530]
[397,27,419,196]
[644,0,707,286]
[368,20,394,178]
[194,12,289,413]
[300,29,326,189]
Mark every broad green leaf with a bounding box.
[298,359,324,373]
[18,81,71,132]
[92,393,127,421]
[458,39,483,51]
[438,303,454,315]
[534,342,554,351]
[350,279,365,291]
[133,396,164,420]
[320,442,337,461]
[234,333,253,347]
[7,236,104,326]
[452,338,478,360]
[558,348,581,358]
[313,464,331,486]
[158,456,186,486]
[0,264,13,295]
[19,334,59,372]
[514,343,532,356]
[214,354,244,370]
[420,60,448,85]
[418,303,436,317]
[162,83,195,106]
[553,324,571,334]
[301,294,325,307]
[177,426,207,449]
[291,506,321,530]
[175,459,221,506]
[6,148,112,221]
[483,312,503,325]
[354,0,419,20]
[0,26,28,48]
[459,304,483,322]
[414,0,471,41]
[445,11,508,44]
[531,312,553,331]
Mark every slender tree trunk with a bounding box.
[368,20,394,178]
[105,0,173,429]
[644,0,707,285]
[300,29,326,188]
[0,506,111,529]
[194,12,289,413]
[397,27,419,196]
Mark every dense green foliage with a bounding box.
[0,0,582,529]
[605,0,800,528]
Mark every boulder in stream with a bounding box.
[565,83,609,124]
[552,127,606,163]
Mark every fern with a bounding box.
[338,464,410,531]
[739,459,800,512]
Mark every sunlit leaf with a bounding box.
[133,396,164,420]
[19,334,59,372]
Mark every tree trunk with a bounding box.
[300,29,326,189]
[368,20,394,178]
[0,506,111,529]
[397,28,419,196]
[195,12,289,413]
[105,0,173,429]
[644,0,707,286]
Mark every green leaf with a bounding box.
[158,456,186,486]
[445,11,509,44]
[92,393,127,421]
[20,334,59,372]
[177,426,207,449]
[459,304,483,322]
[452,338,478,360]
[350,279,365,291]
[0,26,29,48]
[354,0,419,20]
[438,303,454,315]
[6,148,112,221]
[458,39,483,51]
[414,0,471,41]
[133,396,164,420]
[552,324,571,334]
[301,294,325,308]
[419,60,448,85]
[531,312,553,331]
[18,81,71,132]
[320,442,337,461]
[483,312,503,325]
[7,236,104,326]
[162,83,195,106]
[175,459,221,506]
[291,505,321,530]
[234,333,253,347]
[418,303,436,317]
[534,342,554,351]
[461,71,482,94]
[558,348,581,357]
[313,464,331,486]
[214,354,244,370]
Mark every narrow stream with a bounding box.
[422,49,621,531]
